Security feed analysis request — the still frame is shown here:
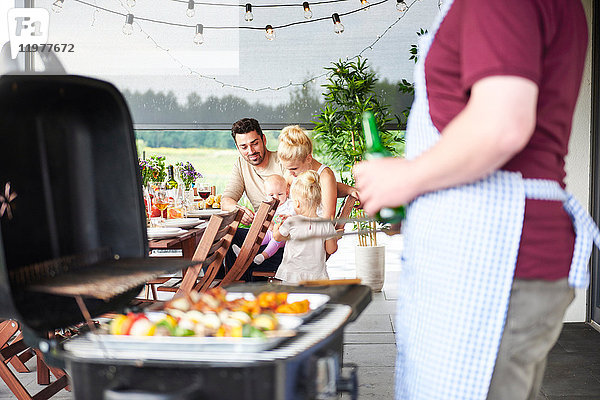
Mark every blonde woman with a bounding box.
[277,125,337,219]
[273,171,337,284]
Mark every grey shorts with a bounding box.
[486,278,574,400]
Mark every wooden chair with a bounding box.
[219,199,279,286]
[176,208,243,294]
[0,320,69,400]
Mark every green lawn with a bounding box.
[136,145,239,194]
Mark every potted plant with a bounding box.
[313,57,402,291]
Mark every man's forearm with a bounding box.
[221,197,239,211]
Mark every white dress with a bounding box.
[275,216,335,284]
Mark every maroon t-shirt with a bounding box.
[425,0,588,280]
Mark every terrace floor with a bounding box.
[1,232,600,399]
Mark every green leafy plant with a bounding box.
[397,29,427,126]
[145,155,167,184]
[312,57,401,186]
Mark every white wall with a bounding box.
[563,0,593,322]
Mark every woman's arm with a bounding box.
[335,181,359,200]
[319,168,338,219]
[325,237,338,255]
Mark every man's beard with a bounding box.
[246,150,264,165]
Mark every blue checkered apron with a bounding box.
[395,1,599,399]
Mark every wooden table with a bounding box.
[148,226,206,259]
[146,226,207,298]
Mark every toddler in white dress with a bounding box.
[272,171,338,284]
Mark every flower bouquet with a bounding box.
[139,155,167,186]
[176,161,203,190]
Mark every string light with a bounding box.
[265,24,275,40]
[170,0,355,8]
[52,0,64,13]
[438,0,442,8]
[64,0,391,32]
[244,3,254,21]
[331,13,344,34]
[193,23,204,44]
[122,13,134,35]
[127,0,136,7]
[186,0,195,17]
[302,2,312,19]
[396,0,407,11]
[48,0,420,92]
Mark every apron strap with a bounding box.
[523,179,599,288]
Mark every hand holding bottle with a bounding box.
[357,111,406,223]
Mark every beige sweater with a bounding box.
[223,150,284,211]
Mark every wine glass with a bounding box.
[153,184,169,224]
[197,183,211,200]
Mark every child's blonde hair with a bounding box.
[291,170,321,212]
[278,125,312,162]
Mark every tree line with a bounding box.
[127,78,412,150]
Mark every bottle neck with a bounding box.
[363,112,388,156]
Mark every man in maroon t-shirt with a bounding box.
[355,0,588,398]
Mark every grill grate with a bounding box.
[9,247,112,287]
[8,248,199,300]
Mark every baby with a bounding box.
[233,174,294,264]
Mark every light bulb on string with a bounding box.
[396,0,407,12]
[193,24,204,44]
[127,0,136,7]
[122,14,134,35]
[331,13,344,34]
[186,0,195,17]
[265,24,275,40]
[245,4,253,22]
[52,0,64,13]
[360,0,370,10]
[302,2,312,19]
[438,0,443,8]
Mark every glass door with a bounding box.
[590,0,600,327]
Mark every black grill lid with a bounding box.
[0,75,195,333]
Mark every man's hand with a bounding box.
[353,158,417,217]
[239,206,255,225]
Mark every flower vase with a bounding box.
[184,189,194,203]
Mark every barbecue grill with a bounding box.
[0,74,371,399]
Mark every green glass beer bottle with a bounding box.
[361,111,406,224]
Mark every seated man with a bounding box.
[222,117,356,280]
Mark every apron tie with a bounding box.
[523,179,598,288]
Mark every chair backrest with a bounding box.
[218,198,279,286]
[177,208,243,294]
[335,195,358,230]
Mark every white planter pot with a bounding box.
[355,245,385,292]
